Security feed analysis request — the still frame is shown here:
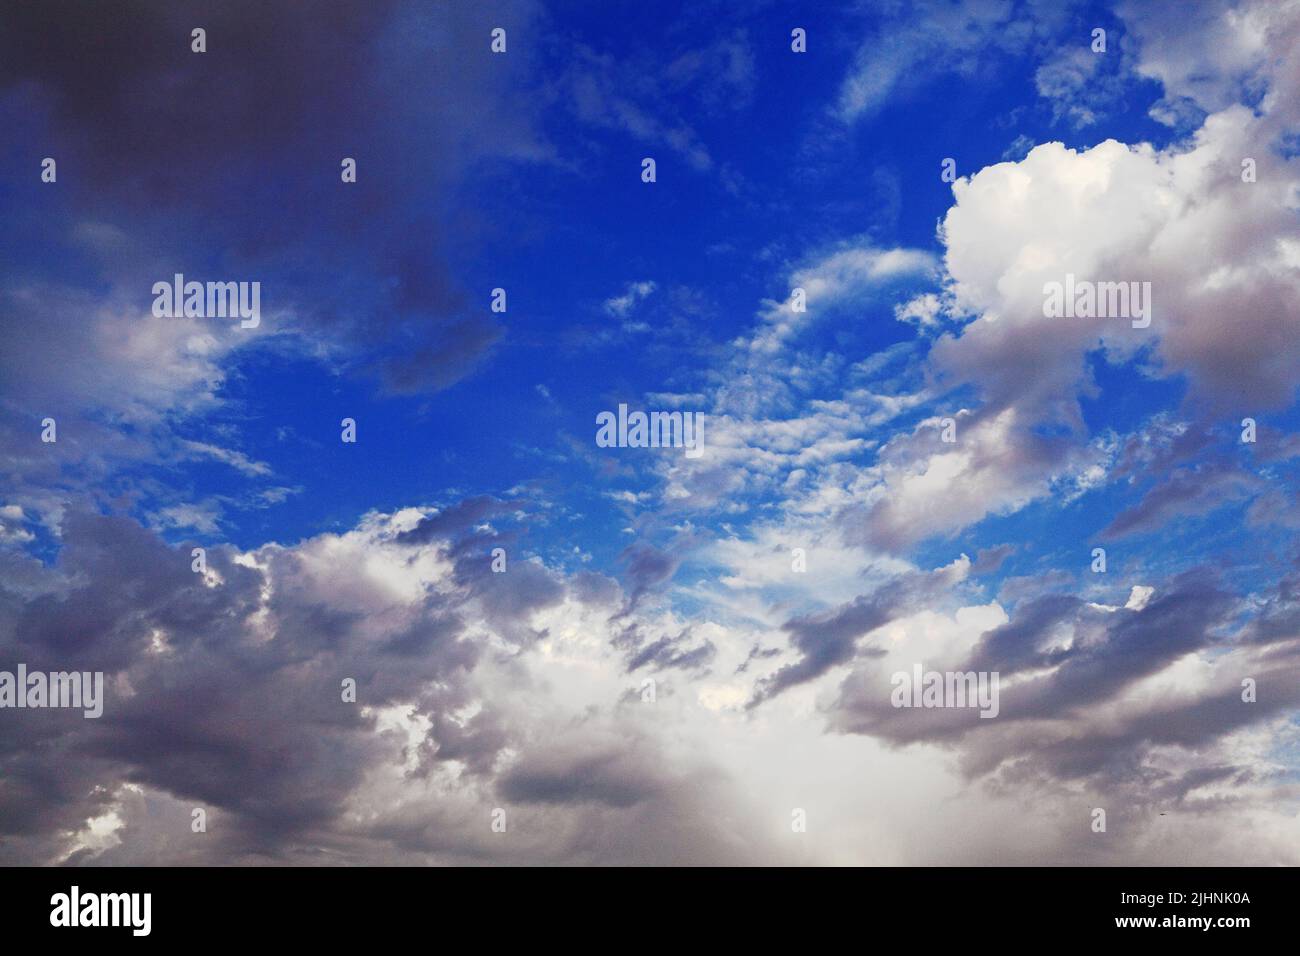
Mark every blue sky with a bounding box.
[2,0,1299,865]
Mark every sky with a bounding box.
[1,0,1299,865]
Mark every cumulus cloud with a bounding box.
[4,479,1298,867]
[936,125,1300,413]
[0,504,784,865]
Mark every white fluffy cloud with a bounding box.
[936,111,1300,413]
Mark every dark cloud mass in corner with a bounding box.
[0,0,549,395]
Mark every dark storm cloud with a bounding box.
[1101,462,1259,539]
[749,594,895,705]
[825,568,1300,795]
[13,513,262,671]
[965,592,1084,673]
[616,541,682,608]
[420,700,512,778]
[1240,558,1300,646]
[834,571,1236,743]
[403,499,570,644]
[1,491,697,864]
[497,743,665,809]
[0,510,509,859]
[625,631,715,672]
[379,604,468,658]
[372,720,781,866]
[1015,656,1300,786]
[999,571,1235,718]
[0,1,388,188]
[0,0,547,395]
[749,562,966,706]
[614,622,715,673]
[452,544,567,643]
[568,569,623,608]
[395,496,522,545]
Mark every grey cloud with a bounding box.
[498,737,666,809]
[0,0,547,398]
[750,561,966,706]
[825,568,1300,801]
[969,543,1016,575]
[0,504,773,866]
[616,541,682,608]
[966,593,1084,674]
[0,510,484,858]
[1101,463,1259,539]
[615,623,715,674]
[396,496,523,546]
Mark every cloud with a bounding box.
[880,67,1300,539]
[2,484,1297,867]
[4,0,1300,870]
[563,45,715,172]
[894,292,943,328]
[497,727,668,808]
[1101,461,1259,539]
[0,506,35,545]
[1034,44,1126,128]
[617,541,685,609]
[842,407,1106,551]
[751,245,937,354]
[0,501,813,865]
[836,0,1080,122]
[0,0,550,402]
[603,280,657,317]
[1118,0,1300,125]
[750,556,970,705]
[825,569,1300,804]
[178,441,272,478]
[395,496,522,546]
[935,124,1300,414]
